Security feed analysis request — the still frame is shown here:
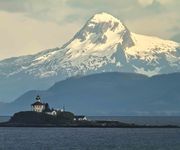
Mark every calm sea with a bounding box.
[0,127,180,150]
[0,116,180,150]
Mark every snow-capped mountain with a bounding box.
[0,12,180,102]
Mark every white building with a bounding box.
[74,116,87,121]
[31,95,66,116]
[46,110,57,116]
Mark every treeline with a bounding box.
[9,111,74,124]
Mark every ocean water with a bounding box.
[1,116,180,150]
[0,127,180,150]
[0,116,10,123]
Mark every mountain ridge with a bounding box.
[0,12,179,102]
[1,72,180,116]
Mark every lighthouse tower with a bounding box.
[31,95,45,112]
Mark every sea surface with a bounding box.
[0,127,180,150]
[0,116,180,150]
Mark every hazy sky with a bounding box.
[0,0,179,60]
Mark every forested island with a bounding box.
[0,96,179,128]
[0,111,179,128]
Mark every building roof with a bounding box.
[74,115,86,118]
[31,101,44,106]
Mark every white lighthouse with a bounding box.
[31,95,45,112]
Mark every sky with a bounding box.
[0,0,179,60]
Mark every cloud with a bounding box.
[138,0,153,7]
[66,0,138,9]
[138,0,176,6]
[0,0,75,23]
[0,11,81,59]
[171,33,180,43]
[157,0,175,5]
[0,0,178,25]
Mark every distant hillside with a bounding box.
[1,72,180,116]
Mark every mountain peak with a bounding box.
[0,12,180,102]
[68,12,128,46]
[90,12,121,23]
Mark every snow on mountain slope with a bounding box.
[127,33,179,75]
[0,12,180,102]
[0,12,180,79]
